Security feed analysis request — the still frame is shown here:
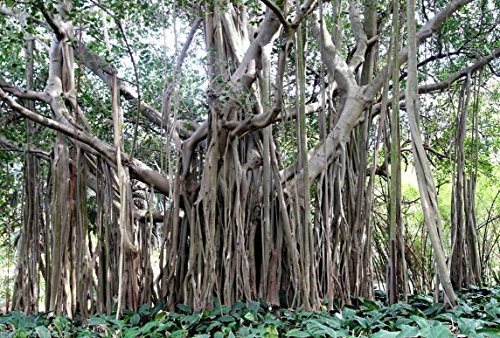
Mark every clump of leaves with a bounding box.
[1,286,498,337]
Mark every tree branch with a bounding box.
[366,0,476,99]
[0,79,51,102]
[372,46,500,113]
[347,0,368,70]
[260,0,289,29]
[0,88,171,195]
[75,43,192,141]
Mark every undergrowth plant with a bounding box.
[1,286,498,337]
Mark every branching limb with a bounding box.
[311,12,357,91]
[162,16,203,150]
[76,43,192,141]
[366,0,476,99]
[291,0,317,28]
[288,0,476,186]
[0,80,50,102]
[0,88,171,195]
[34,2,68,40]
[224,37,293,137]
[260,0,290,29]
[0,134,50,160]
[347,0,368,70]
[372,46,500,113]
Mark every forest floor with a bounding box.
[0,286,498,337]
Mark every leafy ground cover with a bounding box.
[1,286,498,337]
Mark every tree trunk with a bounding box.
[406,0,457,306]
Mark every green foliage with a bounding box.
[1,287,499,337]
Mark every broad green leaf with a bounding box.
[371,330,400,337]
[176,304,192,314]
[219,315,235,322]
[477,327,500,335]
[140,320,157,333]
[458,318,483,335]
[359,297,381,311]
[316,316,341,329]
[244,312,256,322]
[285,328,312,337]
[428,325,453,338]
[35,325,51,338]
[484,298,500,319]
[87,316,108,326]
[171,329,187,338]
[354,316,368,328]
[411,315,430,329]
[306,319,343,337]
[150,302,165,317]
[156,321,176,332]
[206,320,221,332]
[396,325,419,337]
[394,317,413,328]
[129,313,140,325]
[341,308,356,320]
[265,325,279,338]
[231,301,246,313]
[124,328,140,338]
[423,303,444,316]
[138,303,150,316]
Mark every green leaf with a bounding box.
[231,301,246,313]
[206,321,221,332]
[354,316,368,328]
[150,302,165,317]
[171,328,187,338]
[458,318,482,335]
[129,313,140,325]
[53,316,69,331]
[244,312,256,322]
[423,303,445,316]
[265,324,279,337]
[176,304,192,314]
[286,328,312,337]
[411,315,430,330]
[35,326,51,338]
[477,327,500,335]
[156,321,176,332]
[396,325,419,337]
[411,315,431,336]
[427,325,453,338]
[124,328,140,338]
[87,316,108,326]
[358,297,381,311]
[484,298,500,318]
[219,315,235,322]
[138,303,150,316]
[394,317,413,328]
[341,307,356,320]
[371,330,400,338]
[306,319,343,337]
[140,320,157,333]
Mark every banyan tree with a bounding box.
[0,0,498,318]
